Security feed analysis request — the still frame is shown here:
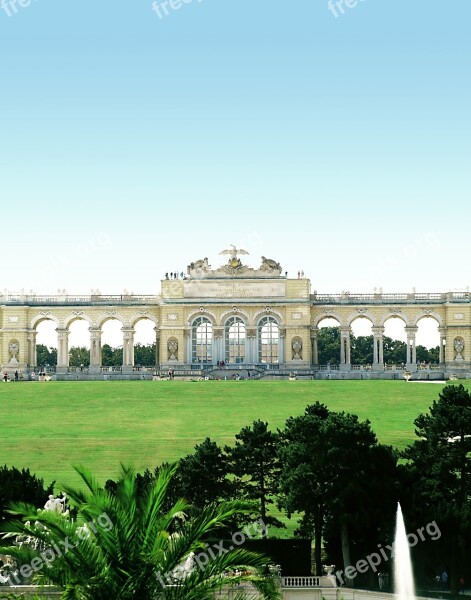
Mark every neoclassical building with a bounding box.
[1,248,470,379]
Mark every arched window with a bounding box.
[225,317,246,364]
[258,316,279,364]
[192,317,213,364]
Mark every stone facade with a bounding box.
[1,251,470,378]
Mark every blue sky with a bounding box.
[0,0,470,297]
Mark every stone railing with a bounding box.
[66,366,89,373]
[0,294,159,306]
[281,576,321,588]
[312,292,469,304]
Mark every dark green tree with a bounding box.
[402,384,471,593]
[177,438,233,510]
[350,335,373,365]
[383,336,407,365]
[101,344,123,367]
[134,343,156,366]
[0,466,55,523]
[36,344,57,367]
[317,327,340,365]
[225,421,283,535]
[69,346,90,367]
[416,345,440,364]
[279,402,396,577]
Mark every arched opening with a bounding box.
[350,317,374,365]
[101,319,123,367]
[258,316,279,364]
[383,317,407,367]
[225,316,246,364]
[134,319,157,367]
[35,319,58,369]
[316,317,341,366]
[416,317,440,366]
[68,319,91,369]
[192,317,213,365]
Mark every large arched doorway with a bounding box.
[383,317,407,367]
[35,319,58,371]
[133,318,157,368]
[192,317,213,365]
[350,317,374,366]
[68,318,91,370]
[225,316,246,364]
[416,316,440,366]
[316,317,341,367]
[258,316,279,364]
[101,318,124,368]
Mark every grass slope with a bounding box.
[0,380,465,489]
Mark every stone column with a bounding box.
[184,329,191,366]
[56,328,69,373]
[438,327,446,365]
[279,327,286,367]
[154,327,161,367]
[89,328,102,374]
[339,327,351,371]
[27,330,37,368]
[213,327,224,365]
[372,327,384,369]
[246,328,257,364]
[122,328,135,373]
[311,328,319,367]
[405,327,418,370]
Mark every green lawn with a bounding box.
[1,380,466,490]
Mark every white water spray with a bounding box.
[394,503,415,600]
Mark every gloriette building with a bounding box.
[1,248,470,379]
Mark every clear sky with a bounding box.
[0,1,469,304]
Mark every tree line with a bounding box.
[318,326,440,365]
[2,385,470,592]
[36,343,156,368]
[36,329,439,369]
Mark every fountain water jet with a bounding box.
[395,503,415,600]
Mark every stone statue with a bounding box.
[187,257,210,275]
[260,256,282,273]
[8,341,19,365]
[168,338,178,361]
[219,245,249,261]
[44,493,67,514]
[454,338,465,361]
[292,338,303,360]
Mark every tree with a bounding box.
[416,344,440,364]
[177,438,233,510]
[317,327,340,365]
[279,402,397,578]
[36,344,57,367]
[69,347,90,367]
[402,384,471,593]
[101,344,122,367]
[226,421,283,535]
[0,466,55,523]
[382,336,406,364]
[134,343,156,366]
[0,465,280,599]
[350,335,373,365]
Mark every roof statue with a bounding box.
[219,245,250,270]
[219,245,249,259]
[186,246,282,279]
